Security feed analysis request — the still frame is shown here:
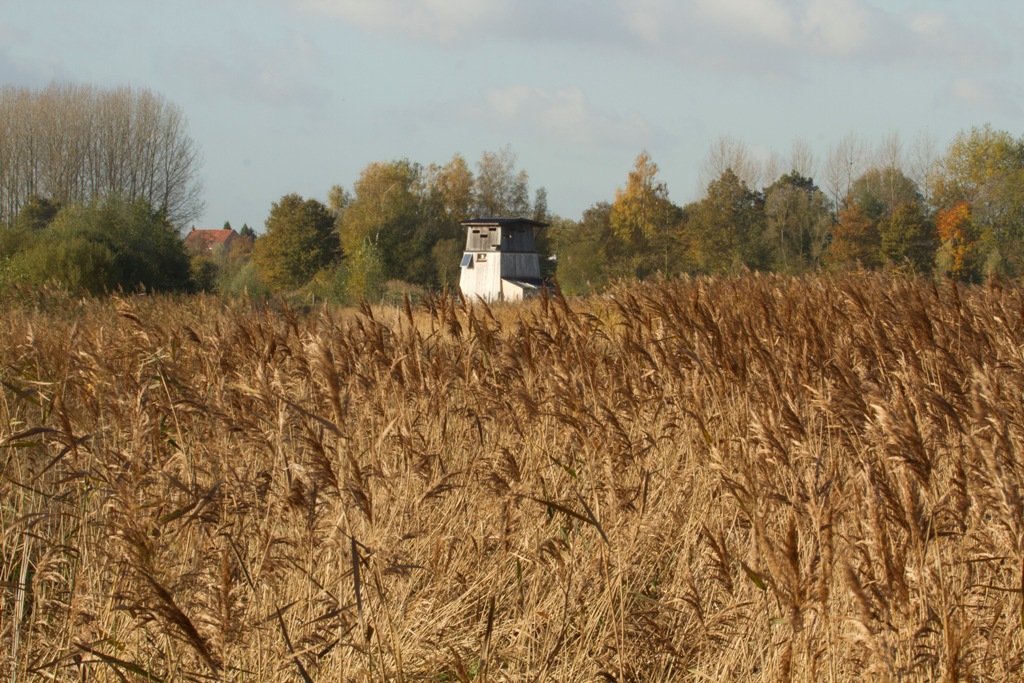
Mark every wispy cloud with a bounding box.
[800,0,876,56]
[694,0,797,47]
[481,85,653,148]
[296,0,501,43]
[165,31,330,109]
[0,50,36,87]
[0,21,68,86]
[295,0,1008,76]
[945,77,1023,115]
[903,10,1008,68]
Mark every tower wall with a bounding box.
[501,252,541,280]
[459,252,503,302]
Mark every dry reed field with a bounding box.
[3,274,1024,681]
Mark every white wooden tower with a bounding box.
[458,217,548,302]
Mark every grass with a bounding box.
[2,273,1024,681]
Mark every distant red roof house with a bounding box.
[184,228,238,254]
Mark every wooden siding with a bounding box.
[501,225,536,253]
[460,250,542,302]
[464,224,537,253]
[465,226,499,251]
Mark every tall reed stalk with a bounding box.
[2,275,1023,680]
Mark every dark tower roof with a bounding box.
[461,217,549,229]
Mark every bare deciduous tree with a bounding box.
[874,131,905,172]
[698,136,762,195]
[823,132,868,211]
[763,149,784,188]
[0,83,203,229]
[788,138,817,180]
[907,132,939,206]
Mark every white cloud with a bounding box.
[947,77,1023,114]
[168,32,330,109]
[802,0,875,56]
[295,0,1009,76]
[296,0,500,43]
[908,11,947,36]
[623,0,674,47]
[905,10,1003,68]
[0,21,67,86]
[0,21,20,45]
[482,85,651,148]
[694,0,797,47]
[951,78,995,107]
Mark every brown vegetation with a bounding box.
[3,274,1024,681]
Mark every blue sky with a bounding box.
[2,0,1022,231]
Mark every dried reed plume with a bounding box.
[2,273,1024,681]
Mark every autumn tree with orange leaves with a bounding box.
[827,198,880,270]
[932,125,1024,276]
[936,201,979,281]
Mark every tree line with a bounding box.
[1,84,1023,299]
[247,125,1023,300]
[246,147,548,302]
[0,82,204,295]
[554,127,1024,292]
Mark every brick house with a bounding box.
[183,228,238,254]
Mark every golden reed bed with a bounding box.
[2,273,1023,681]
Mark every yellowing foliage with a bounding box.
[936,201,976,279]
[609,151,675,247]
